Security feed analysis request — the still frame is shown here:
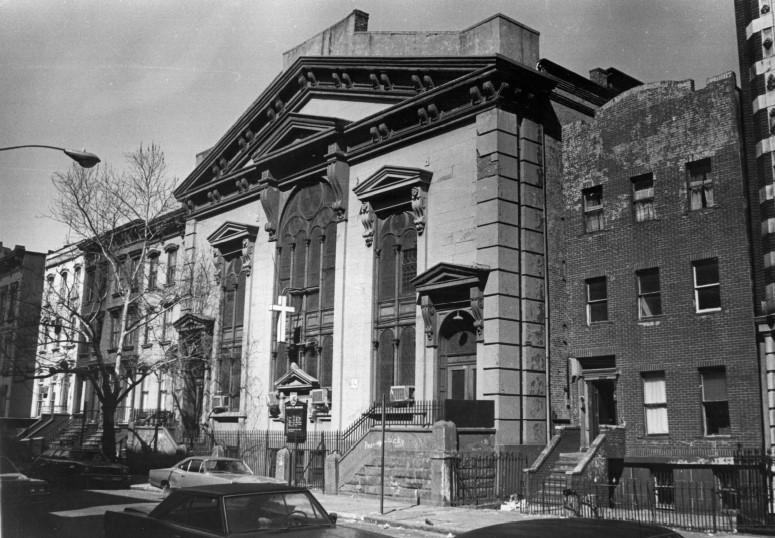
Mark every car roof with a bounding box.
[169,483,306,496]
[183,456,241,462]
[456,518,682,538]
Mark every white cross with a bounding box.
[269,296,295,343]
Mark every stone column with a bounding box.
[475,108,547,447]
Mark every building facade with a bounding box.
[171,11,636,454]
[548,72,761,486]
[0,243,45,419]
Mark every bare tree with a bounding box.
[25,143,203,457]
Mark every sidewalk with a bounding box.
[130,483,759,538]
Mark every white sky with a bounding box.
[0,0,738,253]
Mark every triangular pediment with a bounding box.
[251,113,347,162]
[354,165,432,203]
[172,312,215,334]
[275,364,319,392]
[412,262,490,293]
[206,222,259,249]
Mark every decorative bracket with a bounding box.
[420,295,437,348]
[410,187,427,236]
[359,201,375,247]
[241,238,254,276]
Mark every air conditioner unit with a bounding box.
[310,388,330,407]
[212,394,230,411]
[390,385,415,406]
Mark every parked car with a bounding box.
[0,456,51,507]
[104,483,389,537]
[148,456,284,493]
[455,518,684,537]
[29,448,131,488]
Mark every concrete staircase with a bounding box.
[340,450,432,503]
[533,451,585,507]
[50,416,86,447]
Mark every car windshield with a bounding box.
[224,492,330,533]
[0,457,19,474]
[203,460,250,474]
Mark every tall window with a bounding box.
[274,181,337,389]
[643,373,668,435]
[129,254,140,291]
[637,268,662,318]
[71,266,81,301]
[583,186,603,233]
[7,283,17,321]
[166,248,178,286]
[375,212,417,398]
[586,277,608,323]
[110,311,121,349]
[148,254,159,290]
[632,173,655,222]
[59,271,69,301]
[0,287,7,323]
[219,256,245,411]
[160,306,173,343]
[687,158,713,210]
[693,258,721,312]
[701,368,730,436]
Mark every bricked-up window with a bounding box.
[701,368,730,436]
[582,186,603,233]
[643,373,668,435]
[637,268,662,318]
[632,173,655,222]
[687,158,713,210]
[693,258,721,312]
[586,277,608,323]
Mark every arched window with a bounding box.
[218,255,245,411]
[374,211,417,398]
[273,181,337,390]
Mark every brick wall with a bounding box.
[550,73,762,459]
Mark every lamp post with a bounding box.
[0,145,101,168]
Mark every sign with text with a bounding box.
[284,401,308,443]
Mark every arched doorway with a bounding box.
[438,311,477,400]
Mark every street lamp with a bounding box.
[0,145,101,168]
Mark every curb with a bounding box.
[336,512,456,537]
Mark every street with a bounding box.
[0,482,439,538]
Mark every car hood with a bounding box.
[217,474,286,484]
[0,473,44,484]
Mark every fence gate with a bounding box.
[734,449,775,533]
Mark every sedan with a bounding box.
[455,518,683,537]
[0,456,51,507]
[29,448,131,488]
[104,482,389,537]
[148,456,285,493]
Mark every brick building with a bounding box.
[547,73,761,487]
[0,243,45,419]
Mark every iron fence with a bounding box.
[522,476,761,533]
[451,451,530,507]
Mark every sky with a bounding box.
[0,0,739,254]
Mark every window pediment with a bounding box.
[206,222,259,251]
[412,262,489,293]
[354,165,431,206]
[274,364,319,393]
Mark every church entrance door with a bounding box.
[438,311,477,400]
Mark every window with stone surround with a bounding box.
[273,181,337,390]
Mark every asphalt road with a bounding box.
[0,484,438,538]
